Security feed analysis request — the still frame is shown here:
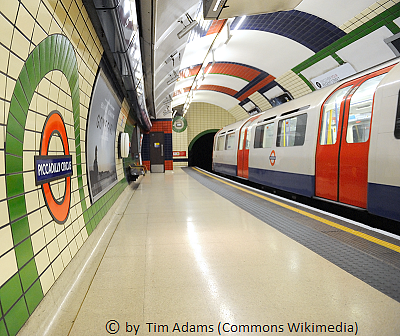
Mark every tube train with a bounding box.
[212,58,400,222]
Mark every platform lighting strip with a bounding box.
[193,168,400,254]
[182,20,227,117]
[213,0,223,12]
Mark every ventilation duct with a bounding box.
[93,0,151,131]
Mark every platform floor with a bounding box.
[21,168,400,335]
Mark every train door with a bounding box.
[315,66,394,208]
[237,117,258,178]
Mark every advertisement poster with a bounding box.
[86,70,121,202]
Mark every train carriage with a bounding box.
[212,58,400,222]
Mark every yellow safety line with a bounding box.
[193,167,400,254]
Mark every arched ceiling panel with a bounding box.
[295,0,378,27]
[173,91,239,111]
[149,0,400,119]
[197,73,249,91]
[214,31,314,77]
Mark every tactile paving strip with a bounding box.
[184,168,400,303]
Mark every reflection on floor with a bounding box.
[20,168,400,335]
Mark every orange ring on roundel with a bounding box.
[40,111,71,224]
[269,150,276,166]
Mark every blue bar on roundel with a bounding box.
[34,155,73,185]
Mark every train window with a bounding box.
[276,114,307,147]
[245,119,259,149]
[346,73,386,144]
[225,133,236,150]
[320,87,350,145]
[216,135,225,151]
[239,119,253,150]
[254,123,275,148]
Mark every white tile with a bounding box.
[28,207,43,233]
[0,249,18,287]
[51,255,64,279]
[34,245,50,274]
[40,267,55,295]
[0,200,9,226]
[0,225,14,256]
[23,130,36,150]
[25,189,40,214]
[43,221,56,244]
[0,175,6,201]
[60,247,72,268]
[23,153,35,174]
[57,230,68,251]
[47,238,60,262]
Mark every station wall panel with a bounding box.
[0,1,135,335]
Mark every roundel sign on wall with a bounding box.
[34,111,73,224]
[173,116,188,132]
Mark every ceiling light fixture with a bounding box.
[167,71,180,85]
[213,0,223,12]
[177,13,198,39]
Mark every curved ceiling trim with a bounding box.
[231,10,346,53]
[179,61,267,82]
[174,84,238,98]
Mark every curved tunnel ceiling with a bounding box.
[153,0,397,119]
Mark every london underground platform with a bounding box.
[18,168,400,336]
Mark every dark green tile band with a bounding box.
[386,21,400,34]
[14,240,34,270]
[6,174,24,198]
[0,319,7,336]
[7,196,26,222]
[5,153,23,175]
[25,281,43,314]
[10,217,30,245]
[19,260,39,291]
[4,299,29,336]
[297,73,315,92]
[0,274,23,313]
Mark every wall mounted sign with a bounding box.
[173,116,187,132]
[173,151,186,157]
[311,63,356,89]
[34,111,73,224]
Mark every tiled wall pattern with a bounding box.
[171,102,248,167]
[172,129,188,167]
[0,1,134,335]
[275,70,313,99]
[141,119,173,171]
[228,105,251,121]
[176,62,282,114]
[340,0,400,33]
[185,102,237,148]
[249,91,273,112]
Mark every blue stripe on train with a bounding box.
[213,162,237,176]
[249,167,315,197]
[368,183,400,222]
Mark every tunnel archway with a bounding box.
[188,129,218,171]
